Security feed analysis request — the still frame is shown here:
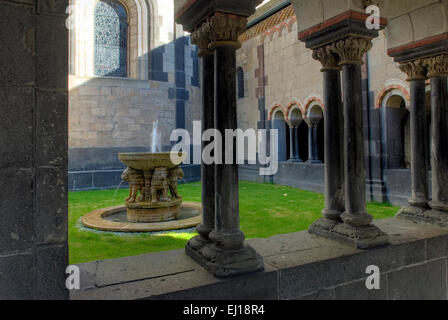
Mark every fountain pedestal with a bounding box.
[118,152,187,223]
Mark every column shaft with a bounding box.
[307,125,313,161]
[430,76,448,208]
[409,79,429,207]
[322,69,344,218]
[294,127,301,160]
[289,127,294,161]
[210,46,244,249]
[198,54,215,239]
[341,63,371,224]
[313,125,319,160]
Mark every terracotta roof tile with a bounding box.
[240,4,295,42]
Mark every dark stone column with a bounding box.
[309,47,345,235]
[293,126,302,162]
[288,126,295,162]
[398,55,448,227]
[397,59,432,222]
[306,122,322,164]
[429,75,448,211]
[210,45,243,246]
[198,53,215,241]
[186,29,215,255]
[328,37,388,249]
[190,14,263,278]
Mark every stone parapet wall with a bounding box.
[71,218,448,300]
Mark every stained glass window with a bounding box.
[94,0,128,77]
[237,67,244,99]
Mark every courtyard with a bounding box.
[2,0,448,301]
[70,181,398,264]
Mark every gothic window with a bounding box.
[237,67,244,99]
[94,0,128,77]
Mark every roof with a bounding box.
[240,2,295,42]
[248,0,290,25]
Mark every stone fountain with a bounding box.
[81,151,202,233]
[118,152,186,222]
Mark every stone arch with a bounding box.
[286,101,304,122]
[376,83,410,110]
[380,91,411,169]
[268,104,284,121]
[304,98,325,163]
[288,16,297,33]
[303,96,324,119]
[278,22,288,37]
[271,107,289,162]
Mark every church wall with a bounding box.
[68,0,202,190]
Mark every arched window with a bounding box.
[237,67,244,99]
[94,0,128,77]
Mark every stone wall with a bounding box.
[0,0,69,299]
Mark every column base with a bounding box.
[288,158,303,163]
[309,217,340,234]
[309,220,388,249]
[397,205,448,228]
[185,241,264,278]
[186,234,210,252]
[306,159,322,165]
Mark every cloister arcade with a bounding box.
[2,0,448,299]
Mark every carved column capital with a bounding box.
[191,21,213,57]
[399,59,427,81]
[207,13,247,50]
[423,54,448,78]
[312,46,341,71]
[329,37,372,65]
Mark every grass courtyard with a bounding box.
[69,181,399,264]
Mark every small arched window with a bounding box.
[237,67,244,99]
[94,0,128,77]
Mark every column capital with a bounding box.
[399,59,427,81]
[191,21,214,57]
[423,54,448,78]
[312,46,341,71]
[207,13,247,50]
[329,37,372,65]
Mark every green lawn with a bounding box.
[69,181,399,264]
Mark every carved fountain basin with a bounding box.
[118,152,188,223]
[118,152,187,171]
[81,152,202,232]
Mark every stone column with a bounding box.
[288,126,295,162]
[294,126,302,161]
[199,14,263,278]
[306,121,322,164]
[397,60,431,222]
[426,55,448,227]
[186,24,215,256]
[309,46,345,234]
[406,54,448,228]
[328,37,388,248]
